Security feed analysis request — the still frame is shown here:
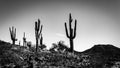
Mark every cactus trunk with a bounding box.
[70,39,73,52]
[36,38,38,52]
[13,40,15,45]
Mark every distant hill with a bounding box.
[83,44,120,56]
[81,44,120,68]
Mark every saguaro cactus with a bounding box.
[9,26,17,45]
[35,19,43,52]
[64,13,77,52]
[23,32,26,47]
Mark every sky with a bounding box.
[0,0,120,52]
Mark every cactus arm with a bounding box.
[9,27,12,38]
[40,25,43,34]
[69,22,72,37]
[73,19,77,39]
[40,34,43,45]
[14,28,16,38]
[38,25,43,38]
[69,14,72,37]
[65,22,70,38]
[15,28,17,41]
[38,19,40,30]
[35,21,37,30]
[9,27,11,34]
[12,26,14,35]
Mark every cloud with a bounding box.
[56,33,66,37]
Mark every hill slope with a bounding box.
[83,44,120,56]
[0,40,120,68]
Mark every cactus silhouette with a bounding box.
[23,32,27,47]
[64,13,77,52]
[35,19,43,52]
[9,26,17,45]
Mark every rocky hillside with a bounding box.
[0,40,120,68]
[82,44,120,68]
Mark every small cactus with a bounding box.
[23,32,27,46]
[9,26,17,45]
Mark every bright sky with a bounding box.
[0,0,120,52]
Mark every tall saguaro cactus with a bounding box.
[9,26,17,45]
[64,13,77,52]
[35,19,43,52]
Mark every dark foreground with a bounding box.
[0,40,120,68]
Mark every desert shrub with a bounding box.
[49,43,58,52]
[27,42,32,48]
[39,44,46,50]
[49,41,69,53]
